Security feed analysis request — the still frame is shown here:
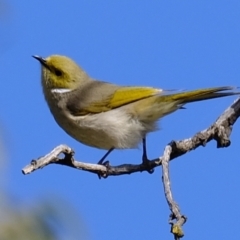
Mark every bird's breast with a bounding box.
[45,93,154,149]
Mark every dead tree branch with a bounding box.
[22,97,240,239]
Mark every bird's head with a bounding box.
[33,55,89,92]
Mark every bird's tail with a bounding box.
[161,86,239,104]
[131,86,239,124]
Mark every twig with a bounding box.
[22,97,240,239]
[161,145,187,239]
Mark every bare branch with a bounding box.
[158,97,240,239]
[161,145,187,239]
[22,97,240,239]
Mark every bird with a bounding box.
[33,54,239,166]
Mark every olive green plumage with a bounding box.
[33,55,238,160]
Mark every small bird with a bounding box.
[33,55,238,165]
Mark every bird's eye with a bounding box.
[55,69,62,76]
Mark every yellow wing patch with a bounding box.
[107,87,161,108]
[69,86,162,116]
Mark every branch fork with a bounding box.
[22,97,240,239]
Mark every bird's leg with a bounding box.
[98,148,114,165]
[142,138,154,174]
[142,138,149,163]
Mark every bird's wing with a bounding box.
[66,82,161,116]
[107,86,162,108]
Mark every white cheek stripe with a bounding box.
[51,88,72,94]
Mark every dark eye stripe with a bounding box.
[55,69,62,76]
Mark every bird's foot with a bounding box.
[97,160,111,179]
[97,159,112,179]
[142,156,154,174]
[97,148,114,178]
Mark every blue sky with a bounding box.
[1,1,240,239]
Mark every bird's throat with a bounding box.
[51,88,72,94]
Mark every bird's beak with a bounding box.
[32,55,49,69]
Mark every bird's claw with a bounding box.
[97,160,111,179]
[142,158,154,174]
